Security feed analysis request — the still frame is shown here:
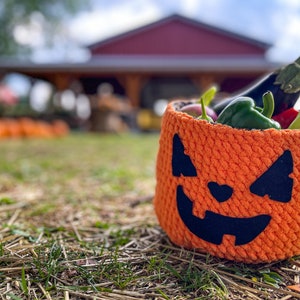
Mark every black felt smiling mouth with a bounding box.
[176,185,271,245]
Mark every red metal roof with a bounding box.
[0,14,276,88]
[88,14,270,57]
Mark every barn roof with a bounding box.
[88,14,271,56]
[0,55,276,75]
[0,14,276,81]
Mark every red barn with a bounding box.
[85,13,274,108]
[0,13,276,125]
[90,14,266,56]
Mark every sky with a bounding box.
[21,0,300,63]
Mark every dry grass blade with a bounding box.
[0,202,27,212]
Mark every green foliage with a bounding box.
[21,266,29,296]
[0,197,15,205]
[0,133,298,299]
[6,294,23,300]
[0,0,91,56]
[259,269,283,288]
[109,228,135,247]
[34,242,64,289]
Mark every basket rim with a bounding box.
[166,99,300,135]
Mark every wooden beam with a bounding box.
[122,74,143,108]
[191,74,217,92]
[50,74,72,91]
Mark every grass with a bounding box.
[1,133,300,299]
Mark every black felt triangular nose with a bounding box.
[208,182,233,202]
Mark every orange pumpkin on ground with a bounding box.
[0,119,10,138]
[154,100,300,263]
[4,118,22,138]
[19,117,38,137]
[35,121,55,138]
[0,118,70,139]
[51,120,70,137]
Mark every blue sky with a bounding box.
[31,0,300,63]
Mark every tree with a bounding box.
[0,0,91,57]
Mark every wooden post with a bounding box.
[122,74,142,108]
[50,73,72,91]
[191,74,217,92]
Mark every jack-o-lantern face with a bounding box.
[154,101,300,263]
[173,133,293,246]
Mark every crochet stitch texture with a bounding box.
[154,100,300,263]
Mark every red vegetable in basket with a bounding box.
[272,108,299,129]
[288,111,300,129]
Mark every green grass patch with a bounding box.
[0,133,299,299]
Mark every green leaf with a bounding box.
[0,197,16,205]
[275,57,300,93]
[0,243,4,256]
[21,266,28,296]
[11,229,31,237]
[259,269,282,287]
[7,294,23,300]
[288,111,300,129]
[199,86,218,106]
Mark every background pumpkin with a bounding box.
[19,117,38,137]
[51,120,70,137]
[0,118,70,139]
[4,119,22,138]
[0,119,9,138]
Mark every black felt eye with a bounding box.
[250,150,293,203]
[172,134,197,177]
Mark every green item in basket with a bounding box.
[216,91,281,130]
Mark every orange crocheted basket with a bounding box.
[154,100,300,263]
